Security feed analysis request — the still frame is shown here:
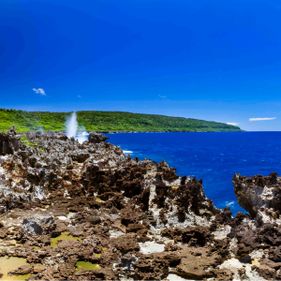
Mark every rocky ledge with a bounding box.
[0,130,280,280]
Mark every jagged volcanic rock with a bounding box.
[234,173,281,223]
[0,131,278,280]
[232,173,281,280]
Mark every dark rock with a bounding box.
[133,256,169,280]
[176,255,215,280]
[162,227,210,247]
[70,151,90,163]
[88,216,102,225]
[88,133,107,143]
[120,254,137,271]
[181,226,210,247]
[113,234,140,254]
[22,215,55,235]
[23,220,43,235]
[0,130,20,155]
[239,255,252,264]
[126,223,146,233]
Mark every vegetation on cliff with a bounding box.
[0,109,241,132]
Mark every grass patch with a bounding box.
[50,232,80,249]
[0,256,31,281]
[76,261,101,271]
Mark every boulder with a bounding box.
[22,214,55,235]
[70,151,90,163]
[88,215,102,225]
[88,133,108,143]
[113,234,140,254]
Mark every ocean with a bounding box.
[107,132,281,214]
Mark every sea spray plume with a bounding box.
[65,112,89,143]
[77,129,89,143]
[66,112,78,139]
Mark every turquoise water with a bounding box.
[107,132,281,214]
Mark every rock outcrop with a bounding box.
[233,173,281,280]
[88,132,108,143]
[0,129,20,155]
[234,173,281,223]
[0,131,279,280]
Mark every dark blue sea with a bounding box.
[107,132,281,214]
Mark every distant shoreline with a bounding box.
[0,108,241,133]
[105,130,245,134]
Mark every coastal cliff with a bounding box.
[0,109,241,133]
[0,130,279,280]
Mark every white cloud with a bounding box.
[32,88,46,96]
[158,94,167,99]
[227,122,239,126]
[249,117,276,122]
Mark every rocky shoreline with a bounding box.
[0,130,280,280]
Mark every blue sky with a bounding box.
[1,0,281,130]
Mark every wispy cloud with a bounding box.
[249,117,276,122]
[158,94,167,99]
[227,122,239,126]
[32,88,46,96]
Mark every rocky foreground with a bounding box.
[0,130,280,280]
